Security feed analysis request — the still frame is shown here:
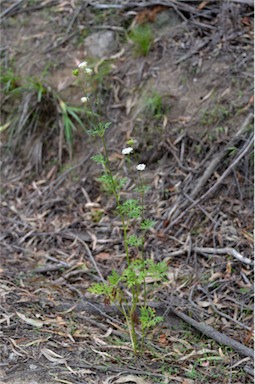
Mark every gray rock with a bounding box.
[84,31,116,58]
[154,9,182,30]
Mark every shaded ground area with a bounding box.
[0,1,254,383]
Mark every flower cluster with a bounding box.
[78,61,93,75]
[136,163,146,171]
[122,147,133,155]
[78,61,87,69]
[121,148,146,171]
[75,61,93,104]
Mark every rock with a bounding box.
[83,31,116,58]
[154,9,182,29]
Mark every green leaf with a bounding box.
[116,177,128,191]
[91,153,106,165]
[98,174,114,193]
[87,121,111,137]
[146,260,168,280]
[122,260,145,287]
[88,282,108,295]
[63,116,74,145]
[122,266,138,288]
[108,270,121,285]
[140,306,163,330]
[135,185,150,194]
[119,199,142,219]
[140,219,156,230]
[127,234,143,247]
[67,108,85,129]
[98,174,127,193]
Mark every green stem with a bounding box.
[122,302,137,354]
[79,79,99,129]
[138,171,147,310]
[129,287,139,354]
[138,172,145,222]
[101,135,130,265]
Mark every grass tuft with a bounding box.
[129,24,153,56]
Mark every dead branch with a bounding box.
[0,0,23,18]
[198,286,252,330]
[64,232,106,283]
[165,245,253,265]
[169,306,254,359]
[33,264,71,273]
[87,1,202,14]
[194,246,253,265]
[198,133,253,202]
[228,0,254,5]
[175,39,210,65]
[165,130,254,231]
[190,113,254,201]
[160,114,254,232]
[40,151,93,200]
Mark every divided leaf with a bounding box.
[140,306,163,331]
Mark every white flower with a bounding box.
[81,96,88,103]
[85,67,93,75]
[136,163,146,171]
[122,147,133,155]
[78,61,88,69]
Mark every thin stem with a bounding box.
[101,135,130,265]
[137,171,147,309]
[122,303,137,354]
[129,287,139,354]
[138,175,145,223]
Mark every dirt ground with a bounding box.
[0,1,254,384]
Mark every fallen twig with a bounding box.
[190,113,254,201]
[175,39,210,65]
[194,246,253,265]
[198,286,252,330]
[228,0,254,5]
[169,306,254,359]
[65,232,106,283]
[198,133,253,202]
[164,245,252,265]
[159,114,253,232]
[33,264,70,273]
[164,246,254,266]
[38,152,92,200]
[165,130,254,231]
[0,0,23,19]
[70,362,165,378]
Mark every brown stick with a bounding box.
[159,114,254,232]
[169,307,254,359]
[190,113,254,201]
[194,246,253,265]
[166,131,254,231]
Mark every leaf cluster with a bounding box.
[118,199,142,219]
[89,270,122,302]
[89,260,166,334]
[127,234,143,247]
[90,259,168,296]
[140,219,155,230]
[140,306,163,331]
[91,153,106,165]
[98,174,127,193]
[87,121,111,137]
